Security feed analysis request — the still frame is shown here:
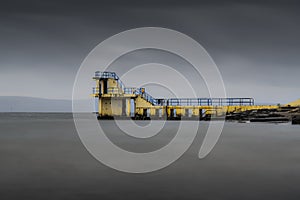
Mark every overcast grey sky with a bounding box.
[0,0,299,104]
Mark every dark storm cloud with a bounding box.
[0,0,299,103]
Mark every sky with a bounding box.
[0,0,300,104]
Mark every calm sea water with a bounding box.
[0,112,74,120]
[0,113,299,200]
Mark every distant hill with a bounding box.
[0,96,72,112]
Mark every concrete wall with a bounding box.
[99,97,131,117]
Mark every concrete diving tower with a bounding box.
[92,71,276,120]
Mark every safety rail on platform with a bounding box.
[92,87,99,95]
[167,98,254,106]
[94,71,125,92]
[94,72,255,107]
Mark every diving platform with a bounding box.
[92,71,281,120]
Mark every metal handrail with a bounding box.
[94,72,255,107]
[107,87,122,94]
[167,98,254,106]
[92,87,100,94]
[94,71,126,92]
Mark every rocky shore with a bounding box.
[226,106,300,124]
